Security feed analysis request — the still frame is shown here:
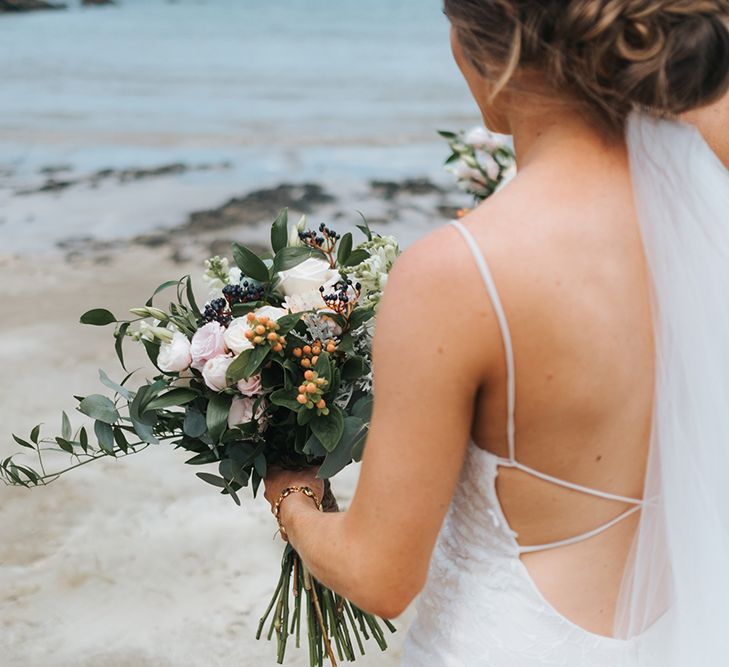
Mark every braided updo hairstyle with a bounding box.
[444,0,729,130]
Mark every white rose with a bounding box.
[287,215,307,248]
[276,257,338,297]
[465,126,503,151]
[229,267,242,285]
[224,317,255,355]
[254,305,288,321]
[202,354,234,391]
[228,396,267,430]
[455,160,488,186]
[191,321,228,371]
[157,331,192,373]
[282,276,338,313]
[237,374,263,397]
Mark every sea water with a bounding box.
[0,0,478,254]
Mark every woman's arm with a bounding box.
[264,227,494,619]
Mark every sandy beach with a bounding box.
[0,177,468,667]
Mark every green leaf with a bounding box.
[145,388,198,411]
[314,351,332,382]
[276,312,303,336]
[206,393,232,444]
[145,279,179,307]
[270,388,303,412]
[79,426,89,453]
[183,407,207,438]
[297,406,315,426]
[186,451,220,465]
[318,417,368,478]
[352,395,374,421]
[272,246,317,273]
[196,472,227,489]
[253,453,267,478]
[341,355,369,381]
[61,411,71,440]
[303,432,328,458]
[270,208,289,254]
[347,306,375,330]
[113,427,129,454]
[336,232,353,266]
[185,275,201,316]
[114,322,130,370]
[141,338,160,367]
[342,248,370,267]
[232,243,269,283]
[80,308,117,326]
[355,211,373,241]
[437,129,458,140]
[310,404,344,452]
[99,369,132,401]
[78,394,120,424]
[12,434,34,450]
[94,421,115,455]
[129,386,159,444]
[227,345,270,383]
[30,424,41,445]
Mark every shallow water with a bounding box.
[0,0,478,254]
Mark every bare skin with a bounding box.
[264,32,657,635]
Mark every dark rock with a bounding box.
[369,178,444,200]
[81,0,114,5]
[185,183,336,233]
[0,0,66,11]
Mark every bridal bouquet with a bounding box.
[1,210,399,667]
[440,126,516,204]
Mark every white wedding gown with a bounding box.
[401,114,729,666]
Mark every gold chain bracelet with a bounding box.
[272,485,322,541]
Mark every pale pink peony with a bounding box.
[202,354,234,391]
[157,331,193,373]
[191,322,228,371]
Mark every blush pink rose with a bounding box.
[237,374,263,397]
[227,396,267,430]
[191,322,227,371]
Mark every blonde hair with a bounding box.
[445,0,729,130]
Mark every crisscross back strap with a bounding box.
[451,220,516,460]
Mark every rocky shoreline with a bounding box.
[0,0,113,11]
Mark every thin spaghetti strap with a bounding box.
[450,220,516,461]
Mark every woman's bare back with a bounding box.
[461,127,655,636]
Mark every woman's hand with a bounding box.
[263,466,325,511]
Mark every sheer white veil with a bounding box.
[616,112,729,665]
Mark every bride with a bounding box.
[265,1,729,664]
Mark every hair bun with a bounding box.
[553,0,729,119]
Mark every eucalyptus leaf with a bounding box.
[196,472,227,489]
[318,417,368,478]
[232,243,269,283]
[94,421,115,455]
[61,411,71,440]
[145,279,179,307]
[80,308,117,326]
[145,388,198,411]
[352,395,374,421]
[303,432,328,458]
[186,451,220,465]
[113,427,129,454]
[253,453,267,478]
[12,434,34,450]
[185,275,201,316]
[78,395,119,425]
[183,407,207,438]
[206,393,232,444]
[114,322,130,370]
[99,369,132,400]
[30,424,41,445]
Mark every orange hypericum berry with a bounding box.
[316,378,326,386]
[267,332,278,341]
[306,383,317,394]
[301,358,311,368]
[316,399,326,409]
[255,325,266,335]
[311,356,319,365]
[258,315,269,325]
[246,313,256,322]
[254,336,264,345]
[303,345,312,355]
[304,370,315,381]
[297,394,308,405]
[273,343,283,353]
[312,345,322,355]
[299,384,307,393]
[245,329,255,340]
[293,347,302,358]
[326,343,336,353]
